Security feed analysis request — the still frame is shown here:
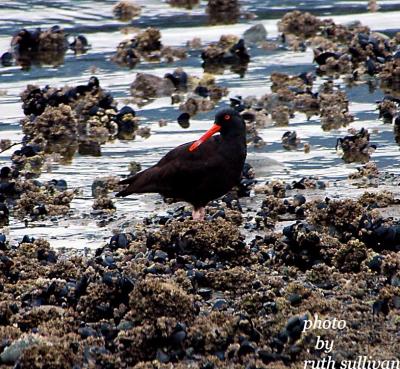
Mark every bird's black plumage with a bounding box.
[116,108,247,212]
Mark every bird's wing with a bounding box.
[153,138,224,193]
[116,137,222,197]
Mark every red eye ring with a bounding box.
[224,114,231,120]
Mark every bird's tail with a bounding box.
[115,175,139,197]
[116,168,158,197]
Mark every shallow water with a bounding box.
[2,0,400,248]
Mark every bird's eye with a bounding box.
[224,114,231,120]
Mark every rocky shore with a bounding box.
[0,2,399,368]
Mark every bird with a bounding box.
[116,107,247,220]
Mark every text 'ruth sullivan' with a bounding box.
[304,356,400,369]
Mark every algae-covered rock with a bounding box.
[146,218,250,264]
[128,278,196,323]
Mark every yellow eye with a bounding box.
[224,114,230,120]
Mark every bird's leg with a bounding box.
[192,209,199,220]
[192,207,206,221]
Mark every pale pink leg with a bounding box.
[192,207,206,221]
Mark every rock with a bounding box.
[314,51,340,66]
[47,179,68,192]
[113,28,186,68]
[1,52,13,67]
[372,299,390,316]
[177,112,190,128]
[0,335,41,364]
[9,26,85,68]
[113,1,141,21]
[212,298,228,310]
[278,11,322,38]
[200,34,249,75]
[164,69,188,90]
[179,96,215,116]
[367,255,383,272]
[170,329,186,346]
[69,34,89,52]
[128,161,142,175]
[130,73,175,102]
[393,295,400,309]
[238,340,256,357]
[128,278,196,322]
[109,233,130,249]
[336,128,376,163]
[0,234,6,249]
[282,131,300,150]
[207,0,240,25]
[91,176,119,198]
[243,24,267,44]
[115,106,139,140]
[0,203,9,227]
[198,288,212,300]
[153,250,168,263]
[167,0,199,9]
[156,349,170,363]
[285,314,308,342]
[117,320,134,331]
[78,140,101,156]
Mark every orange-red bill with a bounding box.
[189,124,221,152]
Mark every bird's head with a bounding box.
[189,108,244,152]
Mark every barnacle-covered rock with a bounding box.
[377,98,398,123]
[315,51,353,77]
[115,106,140,140]
[201,35,249,75]
[333,239,368,272]
[318,82,353,130]
[112,28,186,68]
[282,131,300,150]
[207,0,240,25]
[307,198,364,235]
[13,179,75,220]
[113,1,141,21]
[279,221,327,269]
[348,162,379,181]
[336,128,376,163]
[278,11,322,38]
[179,96,215,115]
[270,72,313,92]
[167,0,199,9]
[380,59,400,93]
[130,73,175,103]
[112,39,141,68]
[11,26,67,53]
[19,78,121,160]
[21,104,77,144]
[146,218,250,264]
[10,145,45,177]
[92,195,116,212]
[15,341,79,369]
[9,26,88,68]
[128,278,196,323]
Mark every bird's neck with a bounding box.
[219,129,247,157]
[220,125,246,143]
[222,131,246,144]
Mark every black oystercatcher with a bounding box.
[116,108,247,220]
